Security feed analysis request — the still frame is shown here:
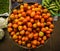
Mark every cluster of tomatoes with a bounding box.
[8,3,54,48]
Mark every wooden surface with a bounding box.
[0,17,60,51]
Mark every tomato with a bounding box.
[20,30,25,35]
[8,28,13,32]
[41,40,44,44]
[40,23,44,27]
[18,22,23,25]
[10,14,15,20]
[43,36,47,40]
[22,37,26,41]
[47,22,51,25]
[41,18,44,23]
[36,11,41,15]
[20,5,24,9]
[24,3,28,8]
[49,28,53,32]
[23,25,27,30]
[39,31,44,37]
[49,24,54,29]
[45,27,49,31]
[25,31,30,35]
[38,37,42,41]
[26,16,30,21]
[47,13,51,17]
[18,26,23,31]
[27,28,32,32]
[27,43,31,48]
[33,23,37,28]
[44,15,49,19]
[31,11,35,17]
[34,3,38,7]
[46,30,51,34]
[14,19,19,23]
[8,23,12,27]
[32,40,38,45]
[19,36,22,40]
[22,12,26,16]
[46,34,50,38]
[37,22,41,27]
[18,14,22,17]
[28,33,33,39]
[13,9,18,14]
[11,31,15,36]
[47,17,53,22]
[27,22,32,28]
[26,10,31,15]
[22,41,25,45]
[12,34,18,39]
[32,45,36,48]
[41,28,46,32]
[34,14,40,19]
[15,39,18,43]
[43,9,48,13]
[28,6,31,10]
[18,40,22,45]
[30,18,34,23]
[37,41,40,45]
[25,37,28,41]
[15,14,19,19]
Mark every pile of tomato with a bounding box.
[8,3,54,48]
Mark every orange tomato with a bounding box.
[8,23,12,27]
[15,14,19,19]
[11,31,15,36]
[46,33,50,38]
[27,22,32,28]
[43,36,47,40]
[18,25,23,30]
[12,34,18,39]
[10,14,15,20]
[18,40,22,45]
[30,18,34,23]
[19,36,22,40]
[13,24,18,28]
[47,17,53,22]
[49,24,54,29]
[41,18,45,23]
[31,11,35,17]
[23,25,27,30]
[40,23,44,27]
[32,40,38,45]
[47,22,51,25]
[13,9,18,14]
[41,28,46,32]
[20,30,25,35]
[22,12,26,16]
[8,27,13,32]
[32,45,36,48]
[46,30,51,34]
[26,16,30,21]
[41,40,44,44]
[25,31,30,35]
[28,33,33,39]
[37,22,41,27]
[27,28,32,32]
[27,43,31,48]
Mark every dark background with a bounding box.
[0,0,60,51]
